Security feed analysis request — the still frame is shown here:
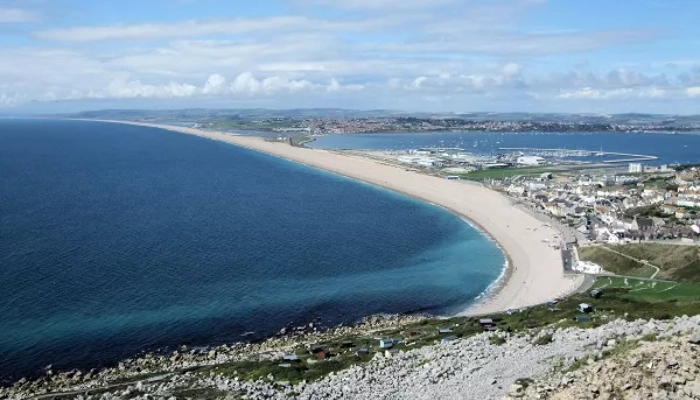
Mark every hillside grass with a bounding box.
[578,246,655,278]
[579,244,700,282]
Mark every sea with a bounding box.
[309,131,700,166]
[0,120,505,383]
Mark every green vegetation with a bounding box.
[172,388,233,400]
[565,338,641,373]
[515,378,534,389]
[291,136,314,147]
[623,205,666,219]
[579,246,657,278]
[489,336,506,345]
[208,119,305,132]
[580,244,700,283]
[533,334,553,346]
[592,277,700,303]
[643,177,673,189]
[457,167,555,180]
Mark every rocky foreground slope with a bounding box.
[4,315,700,400]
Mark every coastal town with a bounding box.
[493,163,700,243]
[350,147,700,248]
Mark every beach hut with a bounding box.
[379,339,395,349]
[441,336,457,344]
[307,345,324,354]
[479,318,494,327]
[579,303,594,313]
[356,348,369,356]
[575,314,590,323]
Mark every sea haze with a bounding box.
[0,120,504,382]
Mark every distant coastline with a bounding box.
[91,119,583,315]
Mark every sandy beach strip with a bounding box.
[102,120,583,315]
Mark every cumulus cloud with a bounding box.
[69,73,362,101]
[0,0,695,112]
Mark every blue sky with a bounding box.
[1,0,699,113]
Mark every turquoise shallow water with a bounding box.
[0,120,504,382]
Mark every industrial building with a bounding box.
[629,163,644,173]
[516,156,546,166]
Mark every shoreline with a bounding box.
[92,119,582,315]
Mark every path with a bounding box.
[592,245,661,279]
[28,374,173,400]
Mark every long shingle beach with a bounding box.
[114,121,584,315]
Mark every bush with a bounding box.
[533,334,553,346]
[489,336,506,346]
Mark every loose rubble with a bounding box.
[2,315,699,399]
[506,327,700,399]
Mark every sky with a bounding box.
[0,0,699,114]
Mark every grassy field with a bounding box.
[455,167,555,180]
[579,244,700,282]
[592,276,700,303]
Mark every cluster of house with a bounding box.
[499,166,700,244]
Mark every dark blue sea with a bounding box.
[0,120,504,383]
[309,131,700,165]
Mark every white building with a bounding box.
[516,156,546,166]
[629,163,644,173]
[528,182,547,191]
[398,156,438,167]
[573,261,604,274]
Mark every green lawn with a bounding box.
[592,276,700,302]
[456,167,554,180]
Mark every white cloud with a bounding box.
[88,75,198,99]
[33,16,393,42]
[0,0,693,112]
[0,7,38,23]
[367,29,658,56]
[51,73,364,102]
[687,87,700,97]
[557,87,670,100]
